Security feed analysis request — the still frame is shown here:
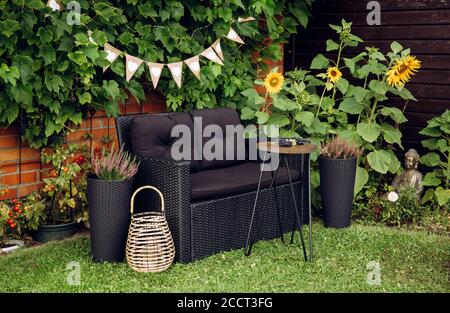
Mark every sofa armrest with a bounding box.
[133,156,192,263]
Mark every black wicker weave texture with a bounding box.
[87,175,133,262]
[319,156,356,228]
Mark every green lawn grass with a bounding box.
[0,222,448,293]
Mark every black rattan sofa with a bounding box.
[116,108,309,263]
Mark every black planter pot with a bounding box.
[32,222,78,243]
[87,174,133,262]
[319,156,357,228]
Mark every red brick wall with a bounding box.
[0,91,166,201]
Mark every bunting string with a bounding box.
[47,1,255,88]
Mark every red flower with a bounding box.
[74,156,85,165]
[375,207,382,216]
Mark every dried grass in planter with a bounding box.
[126,186,175,273]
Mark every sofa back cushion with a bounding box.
[129,112,201,172]
[190,108,246,171]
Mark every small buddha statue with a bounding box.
[391,149,423,199]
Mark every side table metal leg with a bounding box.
[271,170,285,245]
[285,157,307,261]
[244,157,266,256]
[308,154,313,262]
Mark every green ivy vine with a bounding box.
[0,0,313,148]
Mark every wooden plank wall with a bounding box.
[285,0,450,152]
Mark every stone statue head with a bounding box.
[404,149,420,170]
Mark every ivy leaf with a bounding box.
[0,20,20,37]
[26,0,45,9]
[39,45,56,65]
[357,122,381,142]
[295,111,314,127]
[68,51,88,65]
[367,150,391,174]
[310,54,329,69]
[78,92,92,105]
[420,152,442,167]
[380,107,408,124]
[339,97,363,115]
[44,74,64,93]
[126,80,145,103]
[13,55,33,83]
[103,80,121,99]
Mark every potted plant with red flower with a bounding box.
[32,144,90,242]
[0,193,46,253]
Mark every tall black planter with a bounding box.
[87,174,133,262]
[319,156,357,228]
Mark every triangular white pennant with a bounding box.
[184,56,201,80]
[103,44,121,72]
[211,39,224,61]
[47,0,63,11]
[226,27,245,44]
[125,54,143,82]
[200,47,224,66]
[167,62,183,88]
[147,62,165,89]
[238,17,256,23]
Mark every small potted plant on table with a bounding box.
[88,146,139,262]
[319,136,363,228]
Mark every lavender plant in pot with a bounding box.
[88,146,139,262]
[319,136,363,228]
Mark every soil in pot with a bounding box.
[31,221,78,243]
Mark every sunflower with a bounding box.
[327,67,342,83]
[264,72,284,95]
[386,55,421,88]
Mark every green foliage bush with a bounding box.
[419,110,450,209]
[0,0,313,148]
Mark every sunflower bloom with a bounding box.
[386,55,421,88]
[264,72,284,95]
[327,67,342,83]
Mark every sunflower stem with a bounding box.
[315,86,327,119]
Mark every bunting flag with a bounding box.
[226,28,245,44]
[125,54,143,82]
[184,56,201,80]
[103,44,121,72]
[211,39,224,61]
[167,62,183,88]
[201,47,224,66]
[47,0,62,11]
[238,17,256,23]
[147,62,164,89]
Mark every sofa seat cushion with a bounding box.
[191,162,300,201]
